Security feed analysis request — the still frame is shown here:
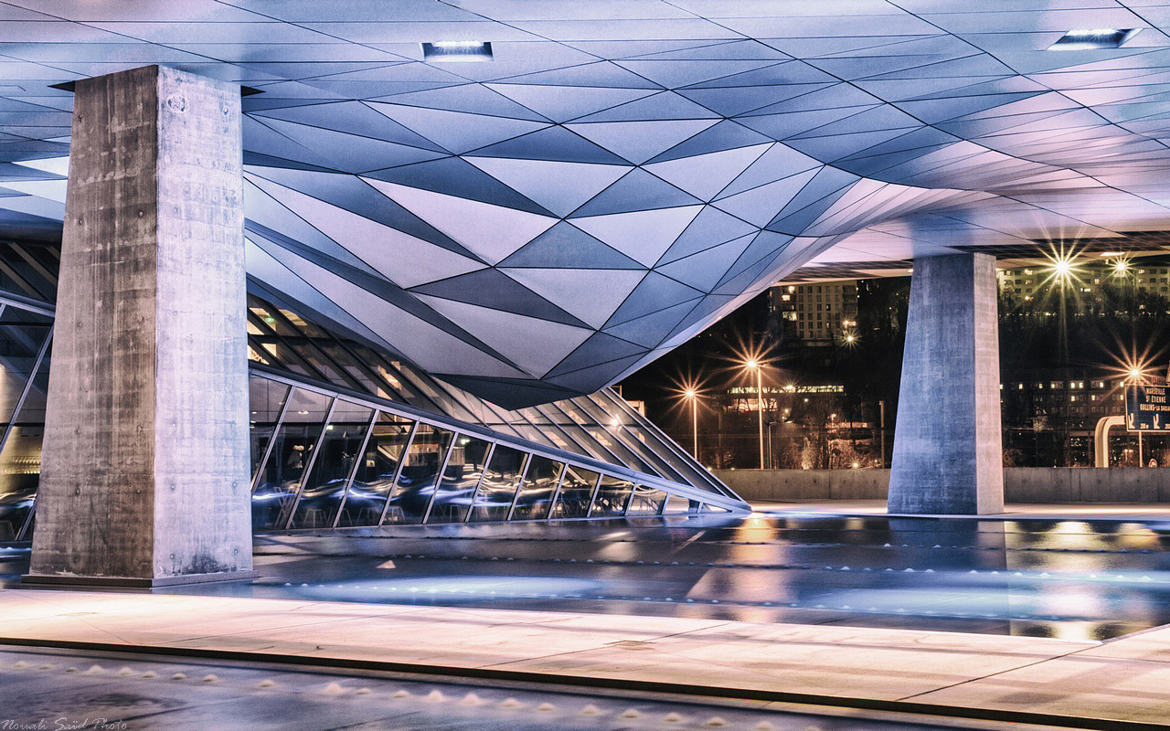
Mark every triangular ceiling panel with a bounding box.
[711,168,820,227]
[566,119,719,164]
[656,233,755,292]
[607,271,703,326]
[362,156,553,216]
[502,267,646,329]
[572,205,704,267]
[576,90,719,123]
[657,205,759,265]
[416,296,593,378]
[546,332,649,379]
[246,165,473,257]
[570,168,700,217]
[363,178,558,265]
[385,83,548,121]
[644,143,772,201]
[498,222,644,270]
[646,120,774,165]
[602,299,700,348]
[484,83,658,122]
[244,174,484,289]
[714,143,822,199]
[252,100,442,151]
[465,156,629,217]
[469,125,629,164]
[368,102,549,154]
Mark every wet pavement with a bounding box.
[6,511,1170,641]
[0,646,956,730]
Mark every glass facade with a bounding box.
[0,259,746,540]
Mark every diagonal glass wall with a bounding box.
[0,238,746,540]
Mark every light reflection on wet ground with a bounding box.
[5,512,1170,641]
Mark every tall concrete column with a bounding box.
[888,253,1004,515]
[26,66,253,586]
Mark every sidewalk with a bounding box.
[1,588,1168,725]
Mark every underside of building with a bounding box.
[1,1,1170,583]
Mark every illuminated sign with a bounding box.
[1125,385,1170,431]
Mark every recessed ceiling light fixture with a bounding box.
[1049,28,1140,51]
[422,41,493,62]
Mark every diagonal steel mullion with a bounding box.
[250,383,293,493]
[378,420,419,526]
[505,452,533,522]
[0,325,52,456]
[281,396,337,530]
[420,430,459,524]
[463,440,495,524]
[583,472,604,518]
[544,462,568,522]
[331,408,379,529]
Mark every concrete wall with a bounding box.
[716,468,1170,503]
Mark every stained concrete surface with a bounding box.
[0,647,955,730]
[33,65,250,584]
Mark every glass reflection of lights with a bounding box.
[298,576,605,604]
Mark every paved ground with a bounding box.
[0,588,1168,726]
[0,646,958,731]
[3,507,1170,727]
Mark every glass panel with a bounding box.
[384,423,453,525]
[591,475,634,518]
[0,316,50,426]
[511,456,562,521]
[468,445,525,523]
[289,401,373,529]
[252,388,331,530]
[627,486,667,515]
[248,376,289,479]
[663,493,694,515]
[0,426,39,541]
[426,435,490,524]
[552,466,598,520]
[339,412,413,527]
[0,349,50,539]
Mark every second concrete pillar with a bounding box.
[888,253,1004,515]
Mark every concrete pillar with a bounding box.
[26,66,253,586]
[888,253,1004,515]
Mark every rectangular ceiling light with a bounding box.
[422,41,493,62]
[1049,28,1139,50]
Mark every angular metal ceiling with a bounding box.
[1,1,1170,405]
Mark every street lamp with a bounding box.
[684,387,699,460]
[744,358,765,469]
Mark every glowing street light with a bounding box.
[683,387,699,460]
[743,358,765,469]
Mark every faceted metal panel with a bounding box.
[3,2,1170,404]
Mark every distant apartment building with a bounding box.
[997,258,1170,308]
[770,281,859,346]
